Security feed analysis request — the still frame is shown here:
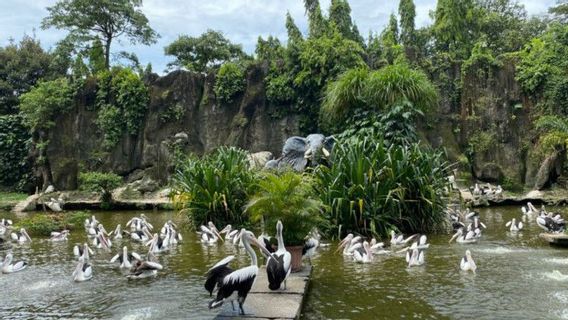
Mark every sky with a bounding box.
[0,0,557,73]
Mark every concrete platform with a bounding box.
[540,233,568,247]
[214,266,312,320]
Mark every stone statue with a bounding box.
[265,134,335,171]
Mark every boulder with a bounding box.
[248,151,273,169]
[534,150,565,190]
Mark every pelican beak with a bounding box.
[23,229,32,242]
[335,238,349,253]
[214,228,224,242]
[449,232,458,243]
[219,225,230,234]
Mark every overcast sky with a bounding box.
[0,0,556,73]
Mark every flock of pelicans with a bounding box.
[0,200,566,315]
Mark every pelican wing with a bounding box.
[131,252,142,261]
[73,245,81,257]
[110,253,120,263]
[460,256,468,270]
[205,256,235,295]
[518,222,523,230]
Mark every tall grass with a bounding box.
[315,137,450,239]
[171,146,256,228]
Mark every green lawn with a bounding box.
[0,192,28,210]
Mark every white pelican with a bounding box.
[460,250,477,273]
[219,224,239,242]
[130,226,152,243]
[11,228,32,244]
[505,218,523,232]
[353,241,373,264]
[266,221,291,290]
[205,229,261,315]
[73,243,94,261]
[92,232,112,250]
[406,243,424,267]
[110,246,142,269]
[87,223,108,238]
[1,253,27,274]
[303,231,321,261]
[537,214,566,233]
[1,218,13,227]
[50,230,70,241]
[200,222,223,245]
[390,230,417,246]
[84,215,98,231]
[336,233,360,255]
[127,254,163,279]
[147,233,168,253]
[126,214,153,232]
[72,257,93,282]
[109,224,123,240]
[449,228,477,244]
[45,197,63,212]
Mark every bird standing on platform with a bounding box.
[266,221,291,290]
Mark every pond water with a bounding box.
[0,206,567,319]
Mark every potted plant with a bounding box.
[245,171,323,272]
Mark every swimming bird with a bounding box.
[87,223,108,238]
[336,233,362,255]
[50,230,70,241]
[219,224,240,242]
[147,233,168,254]
[10,228,32,244]
[406,243,424,267]
[92,232,112,250]
[505,218,523,232]
[1,253,27,274]
[130,226,153,243]
[84,215,99,231]
[110,246,142,269]
[73,243,94,261]
[72,256,93,282]
[302,231,321,262]
[45,197,63,212]
[390,230,418,246]
[460,250,477,273]
[200,222,223,245]
[537,214,566,233]
[109,224,123,240]
[353,241,373,264]
[1,218,13,227]
[126,214,154,232]
[205,229,260,315]
[127,255,163,279]
[449,228,477,244]
[266,221,291,290]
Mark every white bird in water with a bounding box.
[10,228,32,244]
[200,222,223,245]
[84,215,99,231]
[336,233,362,256]
[129,226,153,243]
[110,246,142,269]
[92,232,112,250]
[460,250,477,273]
[1,253,27,274]
[505,218,523,232]
[205,229,261,315]
[353,241,373,264]
[73,243,94,261]
[302,230,321,262]
[146,233,168,254]
[390,230,418,246]
[109,224,123,240]
[266,221,291,290]
[72,258,93,282]
[219,224,239,242]
[50,230,70,241]
[127,254,163,279]
[406,243,424,267]
[449,228,477,244]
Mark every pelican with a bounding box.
[390,230,417,246]
[537,214,566,233]
[147,233,168,254]
[73,243,94,261]
[93,232,112,250]
[84,215,99,231]
[219,225,239,242]
[266,221,291,290]
[200,222,223,245]
[87,223,108,238]
[45,197,63,212]
[303,231,321,261]
[126,214,153,232]
[72,255,93,282]
[1,218,13,227]
[127,255,163,279]
[109,224,123,240]
[460,250,477,273]
[505,218,523,232]
[1,253,27,274]
[353,241,373,264]
[110,246,142,269]
[336,233,361,255]
[130,226,152,242]
[11,228,32,244]
[449,228,477,244]
[205,229,261,315]
[406,243,424,267]
[50,230,70,241]
[369,238,389,254]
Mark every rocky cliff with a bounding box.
[47,65,299,190]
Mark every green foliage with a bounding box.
[88,38,106,74]
[329,0,361,44]
[0,35,57,114]
[266,71,296,105]
[42,0,159,69]
[462,39,502,77]
[467,131,497,156]
[433,0,478,59]
[165,30,247,72]
[315,136,449,238]
[304,0,328,38]
[19,78,74,131]
[321,64,437,131]
[245,171,324,246]
[160,104,185,123]
[214,62,246,104]
[255,36,285,61]
[399,0,416,46]
[535,115,568,152]
[79,171,122,207]
[0,115,31,190]
[172,146,256,228]
[16,211,91,236]
[95,67,149,149]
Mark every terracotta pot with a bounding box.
[286,245,304,273]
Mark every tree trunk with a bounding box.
[534,147,566,190]
[104,37,112,70]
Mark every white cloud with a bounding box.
[0,0,558,73]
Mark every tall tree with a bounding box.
[164,30,247,72]
[304,0,328,38]
[329,0,354,39]
[42,0,159,69]
[256,36,285,61]
[384,13,400,45]
[549,0,568,23]
[286,12,304,45]
[88,38,106,75]
[433,0,478,59]
[398,0,416,46]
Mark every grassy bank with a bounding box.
[0,192,28,210]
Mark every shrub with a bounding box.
[0,115,31,190]
[315,136,449,238]
[172,146,256,228]
[16,211,91,236]
[78,171,123,208]
[245,171,324,246]
[19,78,74,131]
[214,62,246,104]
